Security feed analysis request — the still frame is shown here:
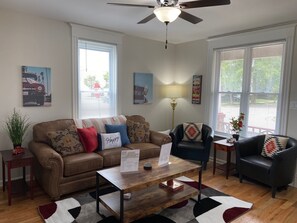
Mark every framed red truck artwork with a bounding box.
[22,66,51,107]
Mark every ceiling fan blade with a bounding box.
[180,0,231,9]
[179,11,203,24]
[137,14,156,24]
[107,3,155,8]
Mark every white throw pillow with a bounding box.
[100,132,122,150]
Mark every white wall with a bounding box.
[174,40,208,125]
[0,9,73,180]
[121,35,177,131]
[286,28,297,187]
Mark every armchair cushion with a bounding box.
[47,125,84,156]
[182,122,203,142]
[261,135,288,158]
[127,119,150,143]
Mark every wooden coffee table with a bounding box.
[96,155,201,223]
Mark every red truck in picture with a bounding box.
[22,72,46,106]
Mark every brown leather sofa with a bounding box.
[29,115,171,200]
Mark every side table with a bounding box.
[1,148,34,205]
[213,139,236,179]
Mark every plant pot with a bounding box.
[12,145,25,155]
[232,134,240,141]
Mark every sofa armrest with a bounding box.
[150,130,172,146]
[29,141,64,171]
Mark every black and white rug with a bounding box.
[38,176,252,223]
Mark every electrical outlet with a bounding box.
[289,101,297,110]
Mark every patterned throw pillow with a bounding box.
[182,122,203,142]
[47,125,84,156]
[126,120,150,143]
[261,134,289,158]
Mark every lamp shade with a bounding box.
[163,85,184,99]
[154,7,181,23]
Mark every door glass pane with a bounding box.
[219,49,244,92]
[246,43,284,135]
[216,93,241,134]
[251,44,284,93]
[247,93,278,136]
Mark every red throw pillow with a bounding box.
[77,126,98,153]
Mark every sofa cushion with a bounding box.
[182,122,203,142]
[126,119,150,143]
[75,115,127,133]
[261,134,288,158]
[125,143,161,160]
[97,147,130,167]
[105,124,131,145]
[77,126,98,153]
[47,125,84,156]
[63,152,103,177]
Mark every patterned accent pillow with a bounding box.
[182,123,203,142]
[126,120,150,143]
[47,125,84,156]
[261,134,289,158]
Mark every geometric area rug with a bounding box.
[38,176,253,223]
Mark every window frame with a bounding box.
[206,24,295,137]
[71,24,123,119]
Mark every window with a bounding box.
[214,43,285,137]
[78,40,117,119]
[207,25,295,138]
[71,24,123,119]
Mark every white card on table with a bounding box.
[158,142,172,167]
[120,149,140,173]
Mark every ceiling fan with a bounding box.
[107,0,231,24]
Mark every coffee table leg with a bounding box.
[120,190,124,223]
[96,173,100,214]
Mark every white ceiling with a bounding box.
[1,0,297,44]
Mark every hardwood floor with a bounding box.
[1,162,297,223]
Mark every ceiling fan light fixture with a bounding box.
[154,7,181,23]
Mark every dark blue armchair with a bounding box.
[235,134,297,198]
[170,124,213,170]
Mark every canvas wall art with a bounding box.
[192,75,202,104]
[133,73,153,104]
[22,66,51,107]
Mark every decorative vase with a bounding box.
[232,134,240,141]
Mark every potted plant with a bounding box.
[230,112,245,141]
[4,109,31,154]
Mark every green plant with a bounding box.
[4,109,31,147]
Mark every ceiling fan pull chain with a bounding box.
[165,22,169,49]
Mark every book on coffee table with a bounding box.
[159,179,184,192]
